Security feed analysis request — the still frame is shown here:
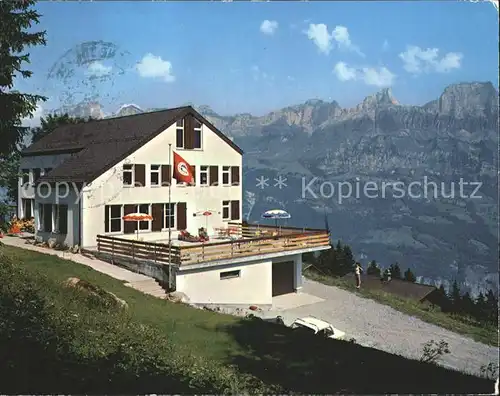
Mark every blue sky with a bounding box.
[17,0,499,117]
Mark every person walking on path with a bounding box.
[354,262,363,289]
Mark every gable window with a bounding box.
[38,203,53,232]
[176,119,184,148]
[193,118,202,149]
[150,165,161,186]
[222,167,230,186]
[222,200,230,220]
[105,205,122,233]
[53,204,68,234]
[21,169,30,186]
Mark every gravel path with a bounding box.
[260,278,498,377]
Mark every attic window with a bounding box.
[176,119,184,148]
[193,119,202,149]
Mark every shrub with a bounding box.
[419,339,450,364]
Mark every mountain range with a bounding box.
[42,82,500,294]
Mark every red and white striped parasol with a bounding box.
[122,212,153,239]
[194,210,216,229]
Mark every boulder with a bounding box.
[167,291,190,303]
[47,238,57,249]
[63,277,128,309]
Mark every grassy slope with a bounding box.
[1,245,495,393]
[304,269,498,347]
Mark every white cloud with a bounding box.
[382,39,390,51]
[85,61,112,77]
[22,104,44,128]
[333,61,395,87]
[333,62,357,81]
[305,23,333,54]
[399,45,463,74]
[136,53,175,82]
[332,25,364,57]
[260,20,278,35]
[305,23,363,56]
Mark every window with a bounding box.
[122,164,145,187]
[200,166,209,186]
[220,270,240,280]
[138,204,150,230]
[163,203,175,229]
[33,168,41,183]
[222,166,230,186]
[22,198,33,219]
[176,119,184,148]
[222,201,230,220]
[54,204,68,234]
[193,118,202,149]
[150,165,161,186]
[21,169,30,186]
[123,164,133,186]
[39,203,53,232]
[43,167,53,175]
[105,205,122,233]
[222,200,240,221]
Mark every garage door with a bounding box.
[272,261,295,297]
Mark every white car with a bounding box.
[290,316,346,340]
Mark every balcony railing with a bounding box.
[96,222,330,266]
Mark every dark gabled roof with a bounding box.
[22,106,243,184]
[342,273,437,302]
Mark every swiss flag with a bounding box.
[173,151,194,185]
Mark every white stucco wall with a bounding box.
[176,259,273,305]
[80,122,242,248]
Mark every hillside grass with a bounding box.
[304,269,498,347]
[0,244,496,393]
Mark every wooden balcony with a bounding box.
[96,222,330,266]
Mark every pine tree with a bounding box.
[474,291,487,322]
[449,280,462,313]
[367,260,381,277]
[485,289,498,325]
[437,284,451,312]
[403,268,416,282]
[461,291,475,317]
[0,0,47,157]
[389,262,402,279]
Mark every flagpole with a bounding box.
[168,143,172,291]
